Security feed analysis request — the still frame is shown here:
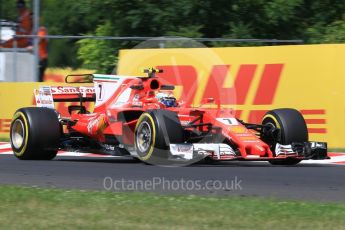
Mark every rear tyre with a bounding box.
[134,110,184,165]
[261,108,308,166]
[10,107,61,160]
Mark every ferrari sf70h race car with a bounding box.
[10,68,328,166]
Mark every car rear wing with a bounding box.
[34,68,166,109]
[49,86,95,102]
[34,85,95,109]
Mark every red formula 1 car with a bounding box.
[10,68,328,166]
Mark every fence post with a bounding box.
[33,0,40,82]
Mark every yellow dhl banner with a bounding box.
[118,44,345,148]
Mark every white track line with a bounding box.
[0,143,11,149]
[1,142,345,164]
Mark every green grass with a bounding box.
[0,186,345,229]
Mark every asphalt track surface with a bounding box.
[1,154,345,202]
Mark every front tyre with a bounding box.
[262,108,308,166]
[134,110,184,165]
[10,107,61,160]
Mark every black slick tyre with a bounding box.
[10,107,61,160]
[262,108,308,166]
[134,110,184,165]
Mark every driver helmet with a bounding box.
[156,91,177,107]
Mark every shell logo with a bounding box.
[228,126,247,134]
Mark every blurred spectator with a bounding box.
[1,0,32,48]
[38,26,48,82]
[26,27,48,81]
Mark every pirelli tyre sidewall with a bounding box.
[134,110,184,166]
[10,107,61,160]
[262,108,308,165]
[10,111,29,156]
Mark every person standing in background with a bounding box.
[38,26,48,82]
[1,0,32,48]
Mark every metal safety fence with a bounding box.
[0,34,303,82]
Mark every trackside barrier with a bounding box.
[117,44,345,148]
